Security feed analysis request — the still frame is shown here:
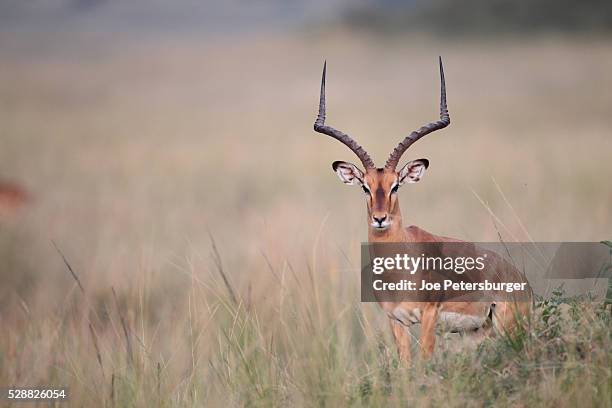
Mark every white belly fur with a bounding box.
[438,311,486,332]
[391,307,486,332]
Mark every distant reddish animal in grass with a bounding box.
[0,181,30,220]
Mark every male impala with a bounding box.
[313,58,531,363]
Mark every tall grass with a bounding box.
[1,237,609,406]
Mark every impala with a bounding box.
[0,181,29,220]
[313,58,531,363]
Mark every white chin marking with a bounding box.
[371,223,391,231]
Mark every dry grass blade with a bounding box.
[52,240,85,294]
[112,286,134,366]
[110,372,115,408]
[157,361,162,406]
[208,231,238,305]
[88,322,105,380]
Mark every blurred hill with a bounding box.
[2,0,611,36]
[0,0,348,34]
[344,0,612,35]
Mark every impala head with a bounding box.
[313,58,450,232]
[331,159,429,231]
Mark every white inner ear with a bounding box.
[399,161,427,184]
[335,163,364,185]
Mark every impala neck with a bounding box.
[367,205,406,242]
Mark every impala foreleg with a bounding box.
[390,319,412,365]
[419,303,440,359]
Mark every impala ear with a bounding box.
[398,159,429,184]
[332,161,365,186]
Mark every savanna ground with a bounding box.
[0,30,611,406]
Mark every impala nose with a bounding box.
[373,215,387,226]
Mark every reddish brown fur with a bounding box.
[0,181,30,219]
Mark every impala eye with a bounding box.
[362,186,371,195]
[390,184,399,194]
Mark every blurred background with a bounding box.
[0,0,611,403]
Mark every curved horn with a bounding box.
[314,61,376,170]
[385,57,450,170]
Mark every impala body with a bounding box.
[313,58,531,363]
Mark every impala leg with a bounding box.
[389,320,411,365]
[419,303,440,359]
